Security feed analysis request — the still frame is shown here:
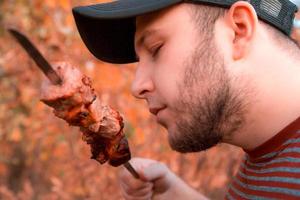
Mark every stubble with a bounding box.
[169,37,247,153]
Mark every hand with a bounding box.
[119,158,172,200]
[118,157,208,200]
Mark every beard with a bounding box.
[168,38,248,153]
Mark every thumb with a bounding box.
[141,163,171,194]
[142,163,168,181]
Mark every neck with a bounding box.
[227,44,300,150]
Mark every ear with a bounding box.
[226,1,258,60]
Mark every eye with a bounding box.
[150,44,163,58]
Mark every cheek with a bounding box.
[152,61,182,108]
[153,37,195,106]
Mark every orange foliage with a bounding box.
[1,1,300,200]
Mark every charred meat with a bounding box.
[40,62,131,167]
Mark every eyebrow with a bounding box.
[134,29,160,60]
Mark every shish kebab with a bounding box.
[8,28,139,179]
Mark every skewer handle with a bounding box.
[123,162,140,179]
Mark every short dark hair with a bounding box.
[189,4,226,39]
[189,4,300,55]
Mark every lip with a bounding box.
[149,107,166,116]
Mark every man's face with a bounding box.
[133,4,247,152]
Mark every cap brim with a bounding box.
[72,0,182,64]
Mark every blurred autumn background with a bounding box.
[1,1,300,200]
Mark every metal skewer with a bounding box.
[9,28,140,179]
[8,28,62,85]
[124,162,140,179]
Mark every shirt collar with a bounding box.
[245,117,300,159]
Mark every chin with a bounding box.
[166,129,190,153]
[167,126,222,153]
[168,137,192,153]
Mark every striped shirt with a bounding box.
[226,117,300,200]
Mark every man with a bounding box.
[73,0,300,199]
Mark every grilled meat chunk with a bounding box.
[40,62,131,166]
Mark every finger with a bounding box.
[142,163,172,194]
[129,157,157,166]
[131,184,153,197]
[120,179,152,191]
[119,168,149,190]
[121,186,153,200]
[120,181,153,196]
[119,159,156,185]
[142,163,168,181]
[119,177,152,193]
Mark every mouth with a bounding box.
[149,106,166,116]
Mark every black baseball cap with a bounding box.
[72,0,298,64]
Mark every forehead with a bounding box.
[134,4,193,43]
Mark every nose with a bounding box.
[131,63,154,99]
